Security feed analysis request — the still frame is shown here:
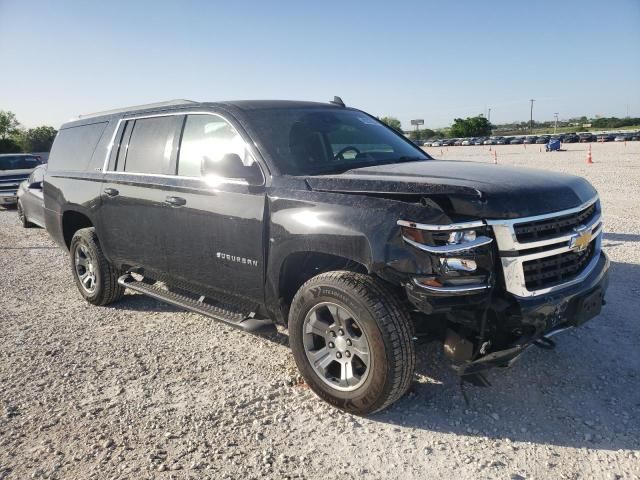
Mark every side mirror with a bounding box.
[28,181,43,190]
[201,153,262,184]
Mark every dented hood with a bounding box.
[305,160,597,219]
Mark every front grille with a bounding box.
[514,202,597,243]
[0,184,19,192]
[489,198,602,296]
[523,242,595,290]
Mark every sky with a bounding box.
[1,0,639,130]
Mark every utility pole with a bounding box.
[488,108,491,123]
[529,99,535,130]
[554,113,559,134]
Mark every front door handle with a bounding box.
[104,188,119,197]
[165,196,187,207]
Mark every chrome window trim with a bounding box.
[100,170,250,186]
[397,219,485,231]
[101,110,265,186]
[401,235,493,254]
[488,196,603,297]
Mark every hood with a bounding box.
[0,169,32,180]
[305,160,597,219]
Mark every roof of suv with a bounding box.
[68,99,346,128]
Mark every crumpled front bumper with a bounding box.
[455,250,610,376]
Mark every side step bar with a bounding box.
[117,274,276,334]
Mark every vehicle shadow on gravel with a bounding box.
[373,260,640,452]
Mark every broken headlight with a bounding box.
[397,219,493,292]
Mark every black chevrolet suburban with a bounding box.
[44,98,609,414]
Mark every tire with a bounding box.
[69,227,124,306]
[289,271,415,415]
[17,200,33,228]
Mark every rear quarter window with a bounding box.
[48,122,108,172]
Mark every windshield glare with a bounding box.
[245,108,430,175]
[0,155,41,171]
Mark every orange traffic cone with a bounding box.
[440,149,444,156]
[586,144,593,164]
[493,150,498,164]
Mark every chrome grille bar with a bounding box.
[488,196,602,297]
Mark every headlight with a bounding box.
[397,219,494,292]
[398,221,492,254]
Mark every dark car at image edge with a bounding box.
[0,154,43,207]
[43,98,609,414]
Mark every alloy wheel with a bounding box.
[302,302,371,392]
[74,244,97,294]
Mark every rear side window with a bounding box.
[48,122,108,172]
[123,116,181,175]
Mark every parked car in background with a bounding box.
[509,137,524,144]
[535,136,550,144]
[412,139,426,147]
[461,139,472,146]
[562,134,579,143]
[579,133,594,143]
[613,134,629,142]
[483,138,496,145]
[473,138,484,145]
[453,139,463,146]
[0,154,43,207]
[630,132,640,141]
[597,134,613,143]
[496,137,510,145]
[16,164,47,228]
[523,136,537,144]
[430,140,442,147]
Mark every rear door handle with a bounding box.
[165,196,186,207]
[104,188,119,197]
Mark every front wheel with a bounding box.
[289,271,416,414]
[17,201,33,228]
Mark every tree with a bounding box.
[21,126,57,152]
[0,110,21,139]
[409,128,436,140]
[379,116,404,134]
[449,116,492,138]
[0,138,22,154]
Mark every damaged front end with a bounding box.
[385,195,610,384]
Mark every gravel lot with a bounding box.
[1,142,639,479]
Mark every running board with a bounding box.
[117,274,276,333]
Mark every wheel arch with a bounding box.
[275,250,369,324]
[62,209,94,249]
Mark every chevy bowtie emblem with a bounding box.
[569,228,592,252]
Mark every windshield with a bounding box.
[0,155,41,171]
[244,108,431,175]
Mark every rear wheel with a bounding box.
[69,227,124,306]
[289,271,415,414]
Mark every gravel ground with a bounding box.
[1,142,639,479]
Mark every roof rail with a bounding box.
[76,99,197,120]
